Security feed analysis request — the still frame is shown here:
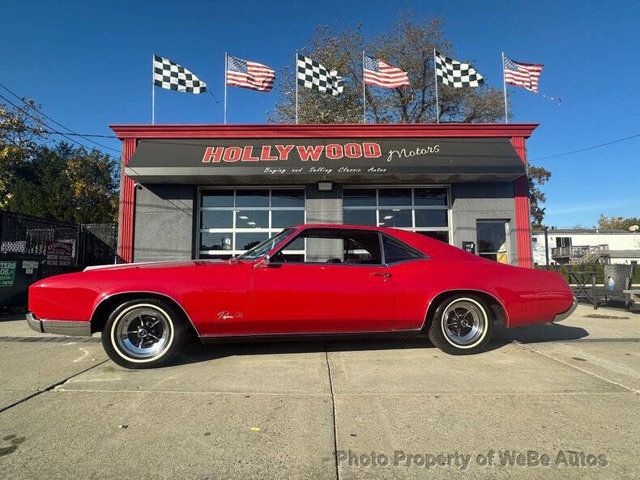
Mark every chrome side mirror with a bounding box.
[254,254,270,269]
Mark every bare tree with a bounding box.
[271,14,505,124]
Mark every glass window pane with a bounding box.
[271,190,305,207]
[199,254,232,260]
[201,210,233,229]
[383,236,423,263]
[414,188,448,206]
[343,209,377,226]
[344,231,382,264]
[343,189,376,206]
[236,210,268,228]
[236,232,269,251]
[201,190,233,207]
[201,232,232,250]
[379,188,411,206]
[286,237,305,250]
[417,231,449,243]
[477,221,507,253]
[415,209,448,228]
[236,190,269,207]
[378,209,412,228]
[272,210,304,228]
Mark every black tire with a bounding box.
[428,295,493,355]
[102,298,187,369]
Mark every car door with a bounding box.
[250,228,395,335]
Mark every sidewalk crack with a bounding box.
[0,360,109,415]
[324,342,340,480]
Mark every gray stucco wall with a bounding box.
[450,182,518,265]
[304,183,343,260]
[305,183,343,224]
[133,184,195,262]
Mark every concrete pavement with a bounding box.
[0,304,638,479]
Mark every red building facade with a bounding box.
[111,123,537,267]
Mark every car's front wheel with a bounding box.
[102,299,187,369]
[428,295,493,355]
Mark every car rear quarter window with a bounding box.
[383,235,425,264]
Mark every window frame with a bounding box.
[342,185,452,243]
[380,233,428,265]
[197,186,306,258]
[476,219,510,261]
[271,228,386,267]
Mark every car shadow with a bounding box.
[170,323,589,367]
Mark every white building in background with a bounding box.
[532,229,640,266]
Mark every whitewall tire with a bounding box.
[102,299,187,369]
[428,295,493,355]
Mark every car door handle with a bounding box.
[371,272,392,278]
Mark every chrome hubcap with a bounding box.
[115,306,171,359]
[442,300,486,346]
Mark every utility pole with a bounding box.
[544,226,550,267]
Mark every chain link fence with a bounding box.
[0,212,118,308]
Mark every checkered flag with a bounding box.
[435,52,484,88]
[296,55,344,96]
[153,55,207,94]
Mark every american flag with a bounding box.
[503,55,543,93]
[363,55,409,88]
[226,55,275,92]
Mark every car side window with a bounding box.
[382,235,424,264]
[273,229,382,265]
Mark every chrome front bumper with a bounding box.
[553,297,578,323]
[26,313,92,336]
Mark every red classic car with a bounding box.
[27,224,576,368]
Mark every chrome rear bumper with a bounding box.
[26,313,92,336]
[553,297,578,323]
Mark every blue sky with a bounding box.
[1,0,638,227]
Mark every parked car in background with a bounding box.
[27,224,576,368]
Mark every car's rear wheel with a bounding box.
[102,299,187,369]
[428,295,493,355]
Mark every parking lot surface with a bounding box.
[0,304,638,479]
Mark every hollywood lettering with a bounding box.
[201,142,382,163]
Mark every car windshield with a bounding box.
[237,228,295,260]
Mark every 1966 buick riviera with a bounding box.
[27,224,576,368]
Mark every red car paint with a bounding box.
[28,225,574,337]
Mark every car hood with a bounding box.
[83,259,230,272]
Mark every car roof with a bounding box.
[287,223,479,262]
[292,223,387,232]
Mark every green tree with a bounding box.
[271,13,551,223]
[0,98,47,208]
[1,98,119,223]
[597,215,640,231]
[5,143,118,223]
[529,166,552,227]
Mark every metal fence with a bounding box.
[0,212,118,276]
[0,212,118,307]
[540,263,637,310]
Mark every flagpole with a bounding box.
[502,52,508,124]
[362,51,366,123]
[224,53,228,125]
[295,52,299,125]
[151,54,155,125]
[433,48,440,124]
